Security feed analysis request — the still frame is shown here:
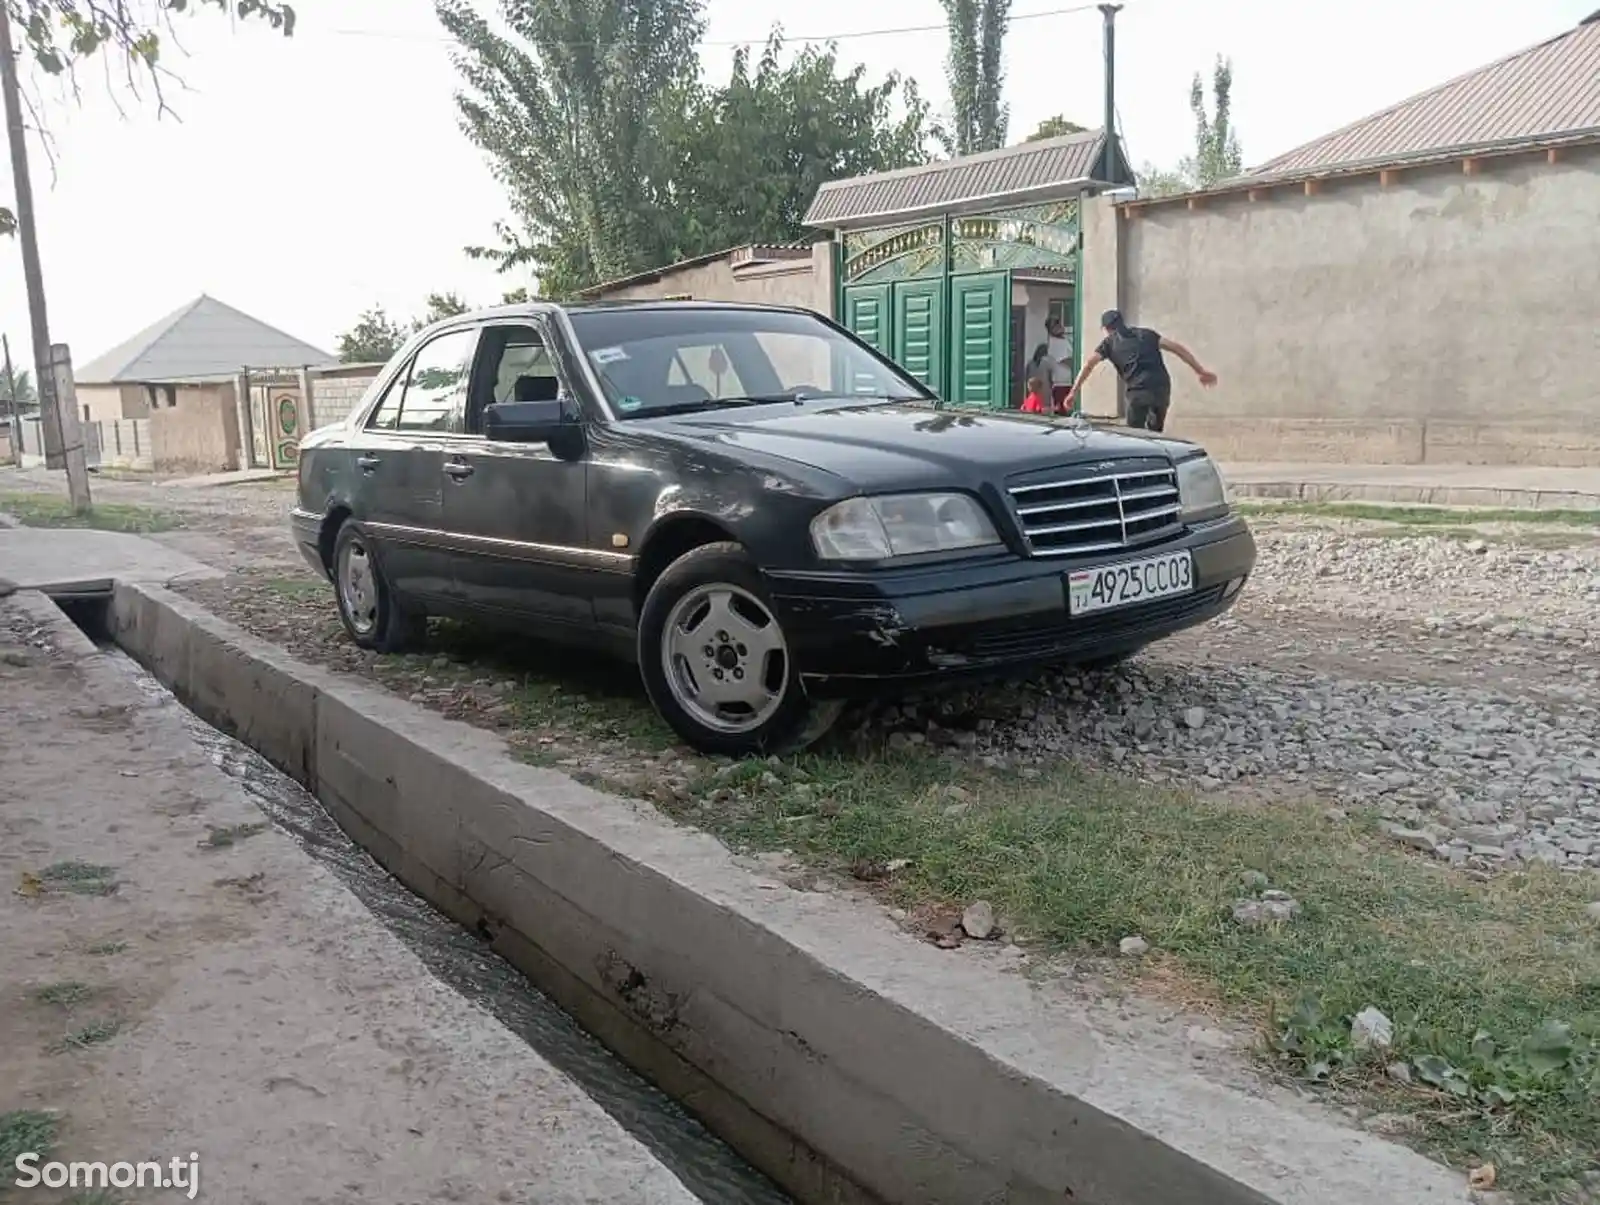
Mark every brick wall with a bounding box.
[308,364,383,429]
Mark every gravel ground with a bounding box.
[5,467,1598,878]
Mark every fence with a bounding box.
[13,416,154,471]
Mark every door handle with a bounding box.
[443,460,474,480]
[356,454,381,473]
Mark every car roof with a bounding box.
[448,298,815,326]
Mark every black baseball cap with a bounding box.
[1100,308,1123,327]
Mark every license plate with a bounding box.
[1067,550,1194,615]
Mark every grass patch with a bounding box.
[49,1016,122,1054]
[261,576,325,602]
[68,1193,125,1205]
[198,821,267,849]
[31,860,119,897]
[0,492,180,532]
[33,981,93,1010]
[663,750,1600,1198]
[1236,499,1600,528]
[0,1110,59,1173]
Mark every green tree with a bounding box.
[1135,56,1243,198]
[0,367,35,407]
[664,32,931,254]
[1186,55,1242,187]
[1136,162,1193,198]
[337,308,408,365]
[1,1,294,234]
[412,291,470,330]
[440,0,705,299]
[940,0,1010,155]
[1024,115,1087,143]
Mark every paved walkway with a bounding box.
[0,590,698,1204]
[1219,462,1600,510]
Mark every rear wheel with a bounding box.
[332,521,426,653]
[638,542,840,757]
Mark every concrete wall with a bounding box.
[92,419,155,470]
[589,243,834,313]
[78,384,149,425]
[1079,194,1123,420]
[150,383,241,473]
[1114,145,1600,465]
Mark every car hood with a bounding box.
[646,400,1199,491]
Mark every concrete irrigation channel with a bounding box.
[41,575,1466,1205]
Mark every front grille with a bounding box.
[1006,459,1182,557]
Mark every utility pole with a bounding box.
[1096,4,1125,184]
[0,1,90,508]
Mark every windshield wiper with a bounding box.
[630,397,762,418]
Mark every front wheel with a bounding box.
[637,542,839,758]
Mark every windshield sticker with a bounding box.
[617,395,644,412]
[591,346,629,364]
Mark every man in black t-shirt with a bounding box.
[1062,309,1216,431]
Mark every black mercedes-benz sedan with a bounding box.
[290,300,1255,756]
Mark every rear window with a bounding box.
[565,307,927,417]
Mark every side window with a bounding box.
[366,374,403,430]
[395,329,476,434]
[490,328,559,404]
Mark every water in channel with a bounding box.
[103,644,791,1205]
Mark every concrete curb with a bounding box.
[1228,479,1600,512]
[109,581,1470,1205]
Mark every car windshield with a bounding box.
[565,306,929,418]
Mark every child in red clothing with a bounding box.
[1020,375,1052,414]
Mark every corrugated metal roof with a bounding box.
[76,295,334,384]
[1249,13,1600,179]
[804,129,1128,230]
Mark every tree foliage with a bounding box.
[337,308,408,365]
[939,0,1009,156]
[664,33,930,254]
[442,2,933,298]
[1186,55,1242,187]
[0,367,35,406]
[1024,114,1086,143]
[1136,55,1244,198]
[439,0,705,300]
[412,291,470,330]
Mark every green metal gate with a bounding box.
[835,199,1082,410]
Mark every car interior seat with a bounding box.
[512,374,561,403]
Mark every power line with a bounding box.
[328,2,1115,51]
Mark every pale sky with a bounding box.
[1,0,1592,373]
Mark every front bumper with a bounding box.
[765,515,1256,695]
[290,507,330,580]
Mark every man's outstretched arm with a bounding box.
[1064,351,1103,401]
[1158,336,1218,386]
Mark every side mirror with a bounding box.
[483,399,571,443]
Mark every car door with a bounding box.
[440,319,596,627]
[353,325,478,605]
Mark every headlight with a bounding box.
[810,493,1001,560]
[1176,456,1228,521]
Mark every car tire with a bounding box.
[331,520,426,653]
[638,541,839,758]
